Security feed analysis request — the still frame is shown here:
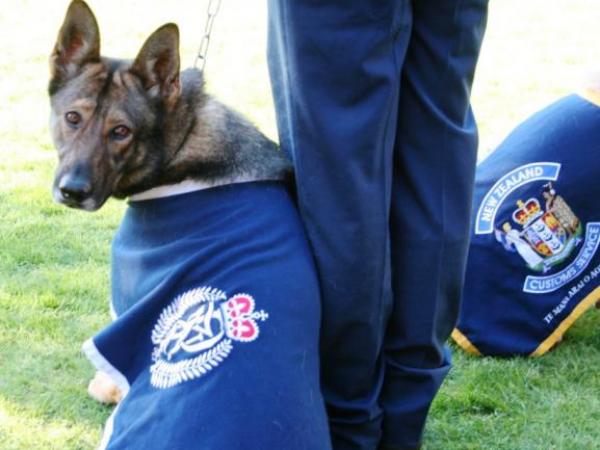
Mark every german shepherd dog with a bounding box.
[50,1,290,212]
[49,2,330,448]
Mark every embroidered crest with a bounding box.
[480,165,600,294]
[495,182,582,274]
[149,286,268,389]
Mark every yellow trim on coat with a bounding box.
[530,286,600,357]
[451,328,482,356]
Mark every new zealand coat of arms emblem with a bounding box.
[496,182,582,273]
[149,286,269,389]
[475,162,600,294]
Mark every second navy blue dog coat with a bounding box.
[83,181,331,450]
[454,93,600,357]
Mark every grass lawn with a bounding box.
[1,1,600,449]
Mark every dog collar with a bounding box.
[129,179,216,202]
[129,177,283,202]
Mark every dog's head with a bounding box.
[49,0,182,211]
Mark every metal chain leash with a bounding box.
[194,0,222,71]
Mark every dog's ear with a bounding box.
[50,0,100,88]
[130,24,181,108]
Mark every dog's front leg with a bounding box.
[88,371,122,404]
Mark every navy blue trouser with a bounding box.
[268,1,488,448]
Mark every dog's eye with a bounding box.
[65,111,82,126]
[111,125,132,141]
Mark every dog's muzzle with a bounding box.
[54,172,98,210]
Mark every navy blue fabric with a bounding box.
[87,181,331,450]
[268,1,488,448]
[457,94,600,356]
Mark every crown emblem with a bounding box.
[222,294,269,342]
[512,198,542,226]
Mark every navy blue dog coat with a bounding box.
[83,181,331,449]
[454,93,600,357]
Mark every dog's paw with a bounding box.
[88,371,123,404]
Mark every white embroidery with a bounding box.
[149,286,268,389]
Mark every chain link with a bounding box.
[194,0,222,71]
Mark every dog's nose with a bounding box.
[58,174,92,203]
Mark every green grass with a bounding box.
[1,1,600,448]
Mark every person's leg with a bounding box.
[268,2,411,448]
[381,1,489,448]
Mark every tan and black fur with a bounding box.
[50,0,291,212]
